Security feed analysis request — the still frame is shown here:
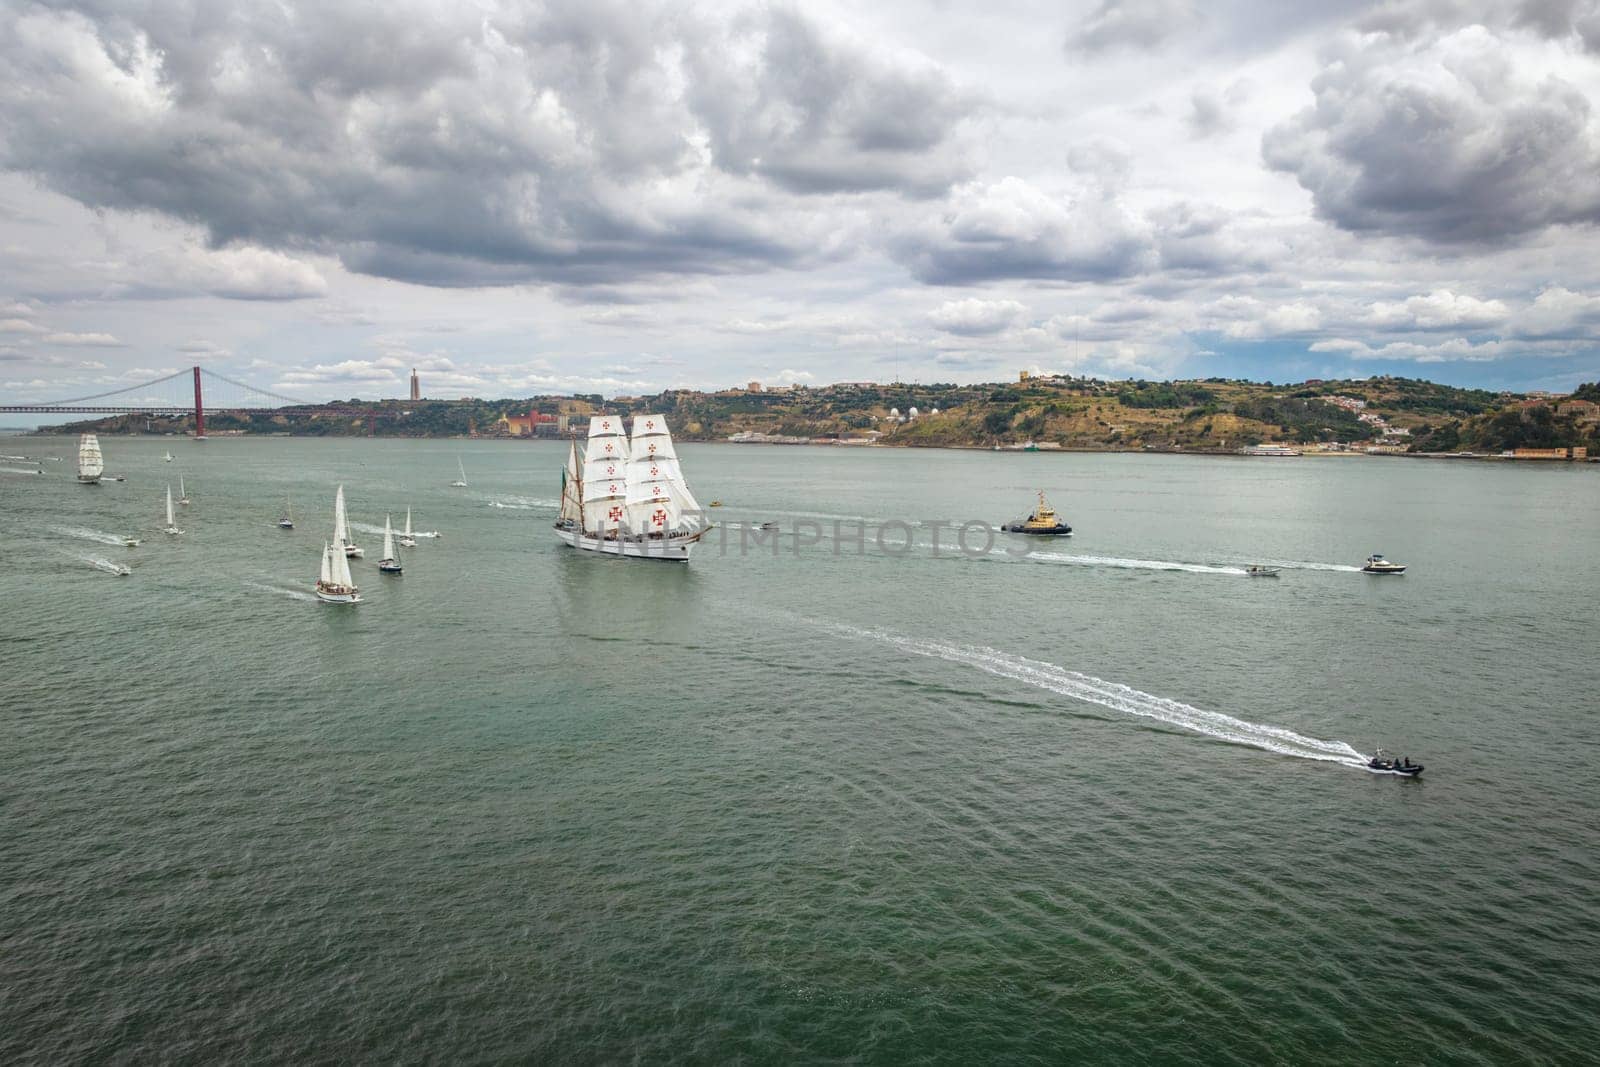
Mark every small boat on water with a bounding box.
[450,457,468,488]
[315,540,361,604]
[163,450,173,462]
[709,500,724,507]
[1246,565,1280,577]
[1002,490,1072,535]
[77,434,103,485]
[398,507,416,548]
[378,514,402,574]
[279,496,294,529]
[1367,753,1423,777]
[1362,553,1406,574]
[334,485,364,558]
[162,485,182,535]
[177,475,191,506]
[121,536,142,547]
[758,521,778,531]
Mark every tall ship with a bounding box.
[554,414,709,562]
[76,433,103,484]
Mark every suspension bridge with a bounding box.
[0,366,398,436]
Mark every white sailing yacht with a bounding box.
[398,507,416,548]
[178,475,191,505]
[162,485,182,535]
[315,541,361,603]
[554,413,709,562]
[279,495,294,529]
[334,485,364,558]
[163,450,173,462]
[450,457,468,487]
[378,514,402,574]
[77,434,103,485]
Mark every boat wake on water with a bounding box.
[53,525,131,547]
[1024,551,1249,576]
[812,619,1368,766]
[72,553,130,576]
[242,580,318,603]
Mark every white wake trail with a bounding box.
[54,525,129,547]
[1026,551,1249,576]
[821,621,1366,765]
[77,554,129,576]
[242,580,318,603]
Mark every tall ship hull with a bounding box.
[554,524,702,562]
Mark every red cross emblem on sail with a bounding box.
[606,464,616,475]
[604,443,615,453]
[646,420,655,430]
[647,443,658,454]
[601,420,611,430]
[608,483,618,494]
[651,508,666,527]
[608,505,622,522]
[649,465,659,477]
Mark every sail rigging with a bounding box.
[559,442,583,525]
[76,434,103,483]
[624,414,701,535]
[580,415,630,536]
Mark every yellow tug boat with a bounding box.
[1002,490,1073,535]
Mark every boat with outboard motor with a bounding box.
[1366,752,1423,777]
[1361,553,1406,574]
[1002,490,1072,535]
[1246,565,1280,577]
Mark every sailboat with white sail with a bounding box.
[378,514,402,574]
[398,507,416,548]
[450,457,468,487]
[334,485,364,558]
[553,413,709,562]
[162,485,182,535]
[163,450,173,462]
[76,434,103,485]
[178,475,191,505]
[315,541,361,603]
[279,495,294,529]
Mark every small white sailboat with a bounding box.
[162,485,182,535]
[178,475,191,505]
[315,540,361,604]
[398,506,416,548]
[554,413,709,562]
[163,450,173,462]
[378,514,402,574]
[278,496,294,529]
[450,456,468,487]
[334,485,364,558]
[77,433,103,485]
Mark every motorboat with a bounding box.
[1366,754,1423,777]
[1361,553,1406,574]
[708,500,724,507]
[758,521,778,531]
[1001,490,1073,535]
[121,536,142,547]
[1246,565,1280,577]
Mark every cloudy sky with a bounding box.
[5,0,1600,412]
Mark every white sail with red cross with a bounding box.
[580,415,630,536]
[624,414,702,534]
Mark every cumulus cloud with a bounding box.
[1366,289,1509,329]
[928,297,1026,335]
[0,1,973,291]
[0,317,46,334]
[41,331,124,346]
[892,177,1152,284]
[1310,336,1507,361]
[1069,0,1203,54]
[173,246,328,301]
[1511,285,1600,337]
[1264,25,1600,243]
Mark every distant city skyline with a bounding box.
[5,0,1600,412]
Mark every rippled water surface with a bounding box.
[3,437,1598,1063]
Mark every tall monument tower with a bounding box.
[410,368,420,401]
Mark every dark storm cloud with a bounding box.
[1263,26,1600,244]
[0,0,974,290]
